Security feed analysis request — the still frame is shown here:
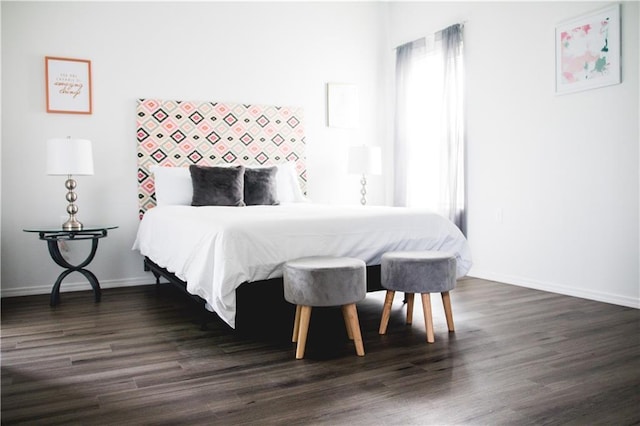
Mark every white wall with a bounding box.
[1,1,386,296]
[0,2,3,292]
[387,1,639,307]
[2,1,638,309]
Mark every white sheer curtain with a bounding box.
[393,23,466,235]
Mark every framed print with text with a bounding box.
[45,56,92,114]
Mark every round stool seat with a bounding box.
[382,251,456,294]
[379,251,457,344]
[284,256,366,307]
[283,256,367,359]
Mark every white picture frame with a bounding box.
[555,4,621,95]
[327,83,358,128]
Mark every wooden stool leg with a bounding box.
[296,306,312,359]
[292,305,302,342]
[421,293,435,343]
[405,292,415,325]
[442,291,455,332]
[343,303,365,356]
[379,290,396,334]
[342,305,354,340]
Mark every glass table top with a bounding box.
[23,225,118,233]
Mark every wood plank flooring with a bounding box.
[2,278,639,425]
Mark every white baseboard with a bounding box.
[0,275,161,299]
[5,271,638,310]
[468,269,640,309]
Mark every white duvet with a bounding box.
[132,203,472,328]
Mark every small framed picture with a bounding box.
[555,4,621,95]
[327,83,358,128]
[45,56,92,114]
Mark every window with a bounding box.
[393,24,466,234]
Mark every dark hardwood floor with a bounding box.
[2,277,639,425]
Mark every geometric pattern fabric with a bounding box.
[136,98,306,218]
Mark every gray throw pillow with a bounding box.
[189,165,246,207]
[244,166,279,206]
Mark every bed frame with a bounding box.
[143,256,382,330]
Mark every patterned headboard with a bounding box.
[136,98,306,217]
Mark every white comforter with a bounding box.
[132,203,472,328]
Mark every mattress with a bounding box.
[132,203,472,328]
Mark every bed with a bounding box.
[133,98,472,329]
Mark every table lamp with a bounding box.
[348,145,382,205]
[46,137,94,230]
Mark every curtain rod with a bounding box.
[393,21,466,50]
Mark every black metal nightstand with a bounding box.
[23,226,118,306]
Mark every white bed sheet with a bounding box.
[132,203,472,328]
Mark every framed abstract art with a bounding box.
[555,4,621,95]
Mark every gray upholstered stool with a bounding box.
[379,251,456,343]
[283,256,366,359]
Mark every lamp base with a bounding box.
[62,176,83,230]
[360,174,367,206]
[62,216,83,231]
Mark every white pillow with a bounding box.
[150,162,306,206]
[150,165,192,206]
[274,161,306,203]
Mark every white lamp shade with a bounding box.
[46,138,94,175]
[348,145,382,175]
